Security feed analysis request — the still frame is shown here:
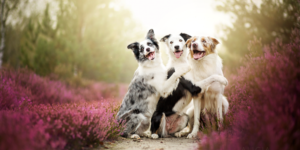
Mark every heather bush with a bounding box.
[28,101,124,149]
[0,68,83,108]
[199,30,300,150]
[0,68,125,149]
[0,110,65,150]
[0,75,34,110]
[0,68,126,109]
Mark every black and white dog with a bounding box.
[150,33,228,138]
[116,29,190,139]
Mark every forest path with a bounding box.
[98,137,199,150]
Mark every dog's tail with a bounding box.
[158,113,168,138]
[222,96,229,114]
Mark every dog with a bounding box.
[150,33,228,139]
[116,29,190,139]
[185,35,229,139]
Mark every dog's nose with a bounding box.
[192,43,198,48]
[174,46,179,50]
[146,48,150,52]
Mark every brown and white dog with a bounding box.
[185,36,229,139]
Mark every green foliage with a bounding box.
[216,0,300,69]
[33,39,56,76]
[3,0,142,83]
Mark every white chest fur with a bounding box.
[189,54,223,81]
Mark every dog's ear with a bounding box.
[209,37,219,52]
[127,42,139,50]
[146,29,155,39]
[186,38,193,49]
[186,37,195,58]
[209,37,220,46]
[127,42,140,60]
[146,29,159,50]
[180,33,192,42]
[160,34,171,42]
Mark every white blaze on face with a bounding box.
[167,35,185,59]
[191,36,206,60]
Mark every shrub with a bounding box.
[0,68,83,108]
[29,101,124,149]
[199,30,300,150]
[0,68,126,109]
[0,68,125,149]
[0,110,65,150]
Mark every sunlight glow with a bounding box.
[120,0,231,38]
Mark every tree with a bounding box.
[216,0,300,69]
[53,0,142,82]
[0,0,25,68]
[2,0,142,83]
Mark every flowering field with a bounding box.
[198,30,300,150]
[1,32,300,150]
[0,69,126,150]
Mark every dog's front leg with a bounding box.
[161,67,191,98]
[187,96,201,139]
[194,75,228,94]
[160,75,180,98]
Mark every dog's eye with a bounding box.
[202,39,206,43]
[147,43,152,46]
[179,39,183,42]
[170,41,173,44]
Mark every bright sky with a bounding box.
[120,0,232,38]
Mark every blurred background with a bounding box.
[1,0,299,84]
[1,1,300,149]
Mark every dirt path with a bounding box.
[98,137,199,150]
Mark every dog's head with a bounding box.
[160,33,191,59]
[127,29,159,64]
[186,36,219,60]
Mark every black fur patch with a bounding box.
[133,109,140,114]
[167,68,175,79]
[130,99,135,104]
[179,33,192,42]
[127,42,140,61]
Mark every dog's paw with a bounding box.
[187,132,197,139]
[212,75,228,86]
[174,132,182,138]
[220,76,228,86]
[130,134,140,139]
[143,130,152,138]
[151,134,159,139]
[191,85,201,96]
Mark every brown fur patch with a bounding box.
[186,37,197,58]
[204,40,214,56]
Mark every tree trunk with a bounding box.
[0,0,6,69]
